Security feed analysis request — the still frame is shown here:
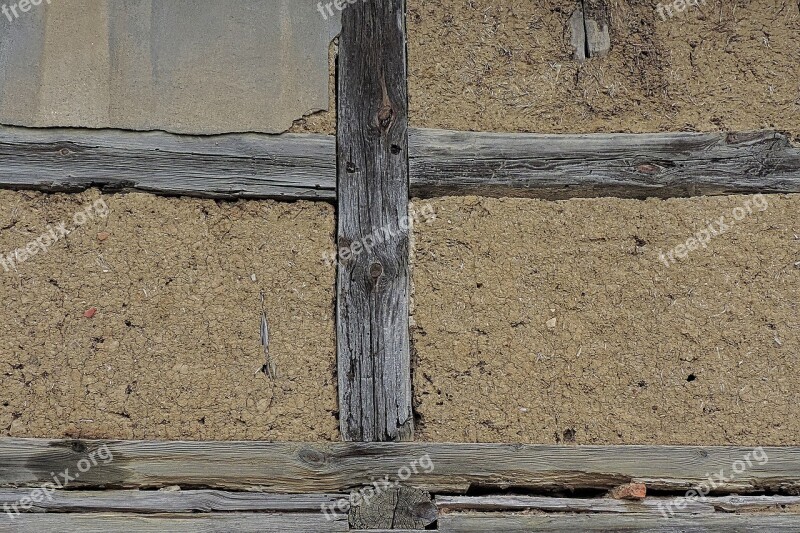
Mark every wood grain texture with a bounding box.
[436,495,713,515]
[408,129,800,199]
[0,489,342,513]
[0,513,347,533]
[437,512,800,532]
[436,494,800,515]
[0,125,335,200]
[2,126,799,201]
[336,0,413,441]
[2,439,799,494]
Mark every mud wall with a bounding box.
[412,193,799,445]
[408,0,799,136]
[0,190,338,441]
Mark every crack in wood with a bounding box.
[570,1,611,62]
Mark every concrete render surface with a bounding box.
[0,0,340,134]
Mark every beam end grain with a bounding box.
[350,486,436,529]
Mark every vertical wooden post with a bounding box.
[336,0,412,442]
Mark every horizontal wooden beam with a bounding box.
[2,126,798,201]
[436,512,800,532]
[0,125,335,200]
[3,510,799,533]
[0,489,342,514]
[2,439,798,494]
[0,513,347,532]
[0,494,798,532]
[410,129,800,199]
[436,494,800,515]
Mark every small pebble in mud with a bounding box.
[97,232,110,241]
[84,307,97,318]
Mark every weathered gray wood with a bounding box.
[3,126,800,201]
[349,486,436,529]
[582,0,611,58]
[0,512,347,532]
[708,494,800,512]
[437,512,800,532]
[437,494,800,515]
[336,0,412,441]
[409,129,800,199]
[569,1,610,62]
[436,495,714,515]
[0,489,342,513]
[2,439,799,495]
[0,125,335,200]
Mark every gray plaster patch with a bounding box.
[0,0,340,134]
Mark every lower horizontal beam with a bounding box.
[437,513,800,532]
[1,439,799,494]
[2,126,798,201]
[0,489,342,514]
[436,494,800,515]
[0,513,347,533]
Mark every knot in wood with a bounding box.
[636,163,660,174]
[369,262,384,280]
[377,105,394,130]
[297,448,327,467]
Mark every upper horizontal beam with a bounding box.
[0,125,336,200]
[1,126,798,201]
[1,439,798,494]
[410,128,800,199]
[0,126,800,201]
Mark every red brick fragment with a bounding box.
[610,482,646,500]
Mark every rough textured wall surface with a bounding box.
[0,191,337,441]
[408,0,800,137]
[412,194,799,445]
